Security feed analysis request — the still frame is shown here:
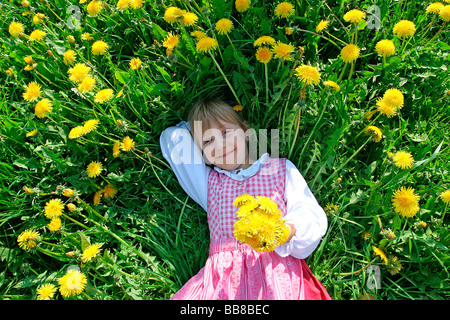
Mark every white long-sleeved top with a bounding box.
[159,121,328,259]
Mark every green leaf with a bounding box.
[79,231,91,251]
[115,70,130,85]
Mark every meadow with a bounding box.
[0,0,449,300]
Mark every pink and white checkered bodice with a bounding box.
[207,157,287,241]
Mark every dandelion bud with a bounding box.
[419,221,427,228]
[65,251,76,257]
[66,203,76,212]
[67,35,75,44]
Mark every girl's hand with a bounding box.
[285,223,296,243]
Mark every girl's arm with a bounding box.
[159,121,210,212]
[275,160,328,259]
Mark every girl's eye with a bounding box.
[223,129,230,135]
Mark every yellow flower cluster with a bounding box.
[233,194,290,252]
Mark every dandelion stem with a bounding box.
[425,21,447,46]
[209,53,241,105]
[321,137,372,189]
[264,63,269,106]
[61,213,89,230]
[338,63,348,82]
[348,61,354,80]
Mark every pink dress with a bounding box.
[171,157,331,300]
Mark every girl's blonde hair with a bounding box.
[188,99,249,147]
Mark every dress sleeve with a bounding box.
[159,120,210,212]
[275,159,328,259]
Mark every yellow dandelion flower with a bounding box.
[17,229,40,250]
[191,30,206,40]
[340,43,360,63]
[253,36,276,47]
[129,57,142,70]
[235,0,251,12]
[233,194,255,207]
[343,9,366,24]
[94,88,114,103]
[426,2,444,14]
[236,200,260,218]
[392,151,414,169]
[383,88,404,110]
[44,198,64,219]
[282,28,292,36]
[393,20,416,38]
[81,243,102,263]
[26,128,38,137]
[131,0,143,10]
[113,141,121,157]
[121,136,135,151]
[294,64,321,86]
[63,49,76,65]
[29,29,46,41]
[48,217,62,232]
[164,6,184,23]
[182,12,198,26]
[78,76,96,93]
[274,2,295,19]
[375,39,396,57]
[23,81,42,102]
[163,32,180,50]
[372,246,388,264]
[103,184,118,199]
[215,18,234,35]
[24,56,34,64]
[68,63,91,83]
[92,40,108,55]
[93,189,103,204]
[255,46,272,64]
[233,104,243,111]
[86,161,103,178]
[255,196,280,215]
[440,190,450,204]
[196,37,219,53]
[439,5,450,21]
[81,32,94,41]
[392,186,420,218]
[87,0,103,17]
[9,21,25,37]
[376,98,397,118]
[34,99,53,119]
[116,0,131,11]
[58,269,87,297]
[68,126,85,139]
[271,41,295,61]
[83,119,100,134]
[323,80,340,92]
[36,283,57,300]
[365,125,383,142]
[316,20,330,33]
[32,13,46,24]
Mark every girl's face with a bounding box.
[196,119,251,171]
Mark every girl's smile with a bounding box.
[194,119,255,171]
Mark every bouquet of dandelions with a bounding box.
[233,194,290,252]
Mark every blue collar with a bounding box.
[213,153,270,181]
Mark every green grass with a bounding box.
[0,0,449,300]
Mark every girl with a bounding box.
[159,99,331,300]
